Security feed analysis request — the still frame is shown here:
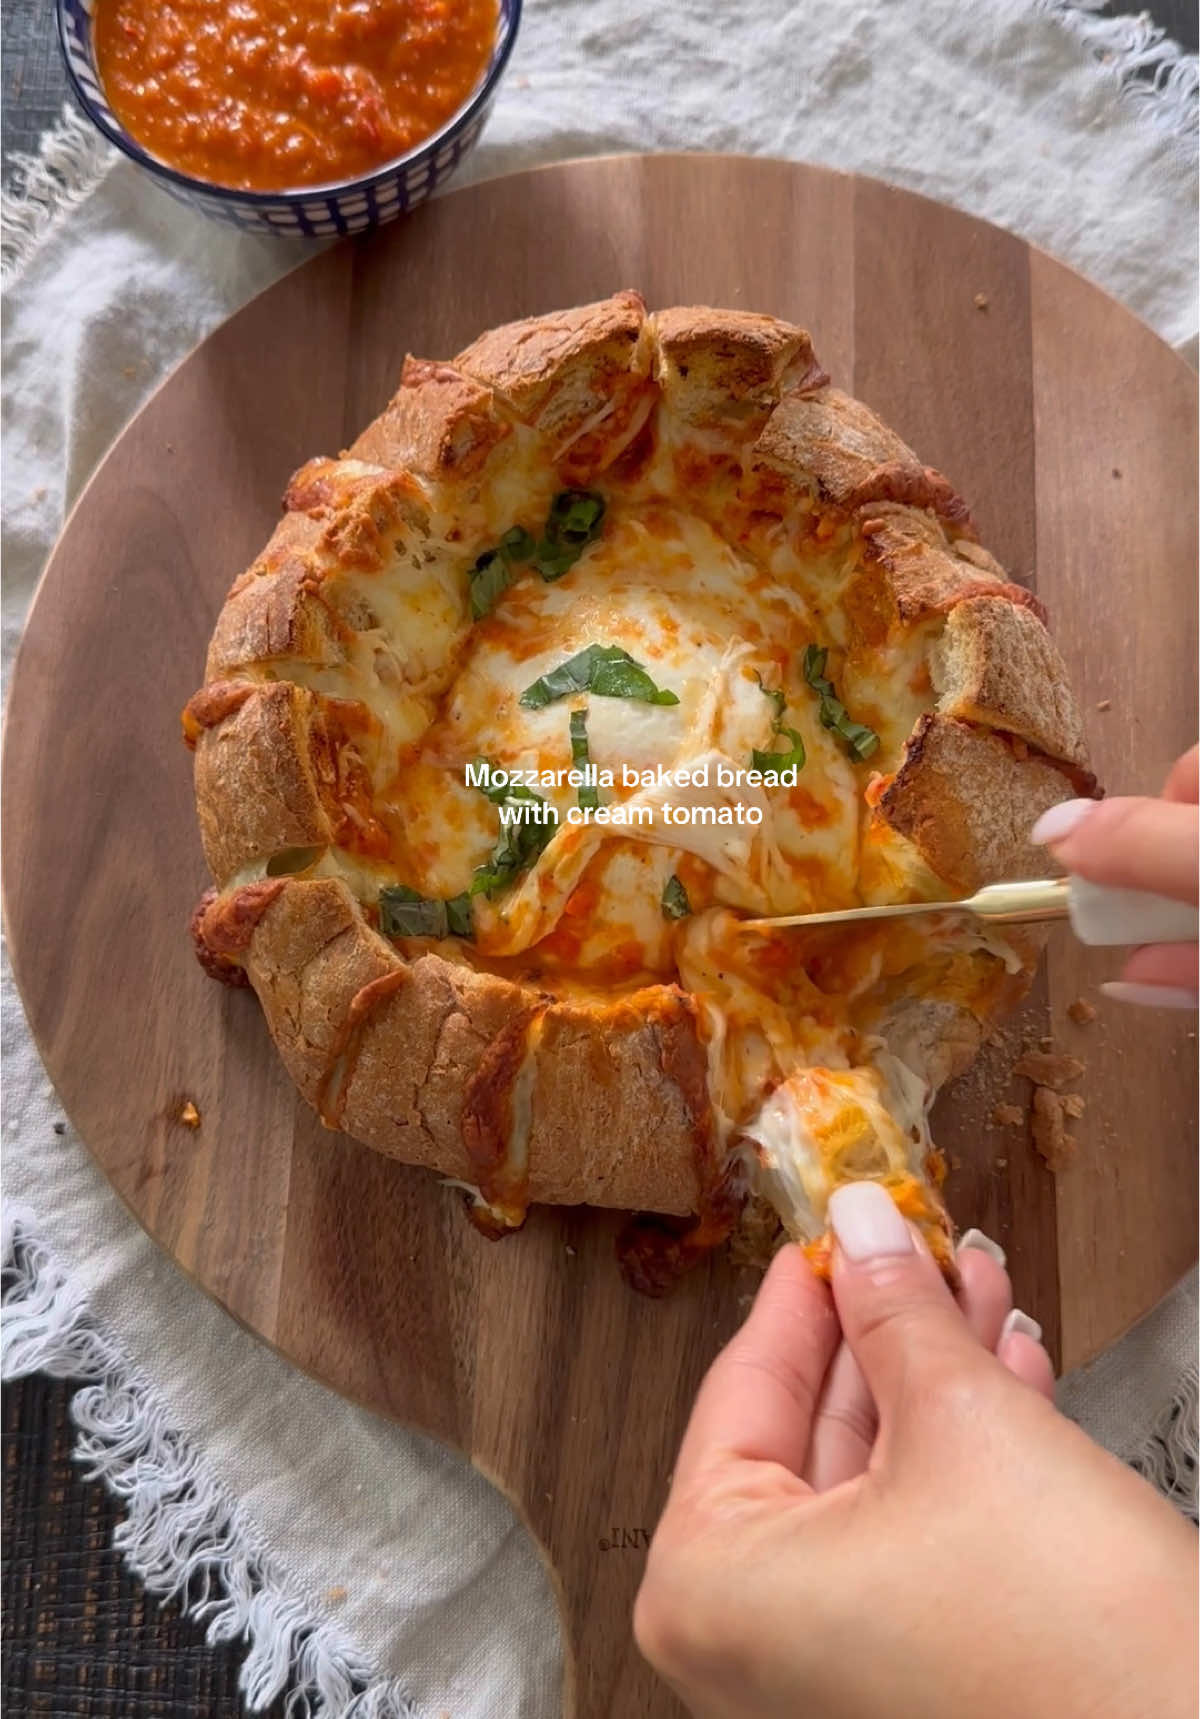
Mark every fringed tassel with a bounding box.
[1,103,115,281]
[1131,1364,1199,1522]
[1034,0,1199,145]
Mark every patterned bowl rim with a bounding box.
[55,0,522,207]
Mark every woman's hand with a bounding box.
[634,1182,1196,1719]
[1031,744,1198,1006]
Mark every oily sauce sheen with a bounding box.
[94,0,498,191]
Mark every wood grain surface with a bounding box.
[4,155,1197,1719]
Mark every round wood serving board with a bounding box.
[5,155,1197,1719]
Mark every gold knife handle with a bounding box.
[967,878,1072,924]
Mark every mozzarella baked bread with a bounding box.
[185,292,1094,1288]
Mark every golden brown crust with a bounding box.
[651,306,828,432]
[191,682,387,884]
[753,387,975,534]
[192,682,332,884]
[876,714,1077,893]
[242,879,716,1213]
[845,503,1040,644]
[347,358,510,480]
[189,886,252,987]
[454,290,656,468]
[206,553,341,680]
[187,293,1094,1259]
[281,459,430,566]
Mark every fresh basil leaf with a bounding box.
[662,874,691,921]
[379,885,476,941]
[801,644,880,763]
[469,549,514,620]
[554,489,606,538]
[445,893,474,938]
[520,644,678,710]
[753,672,786,724]
[519,652,596,708]
[802,644,829,688]
[379,886,448,940]
[469,758,511,804]
[589,653,678,704]
[842,721,881,762]
[532,489,607,582]
[470,494,606,613]
[569,708,600,811]
[752,724,806,774]
[468,524,539,619]
[468,777,559,899]
[816,692,846,732]
[499,525,536,562]
[751,673,805,775]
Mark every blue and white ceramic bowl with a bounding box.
[57,0,521,237]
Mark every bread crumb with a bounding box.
[974,292,989,310]
[564,1244,576,1257]
[1067,998,1098,1024]
[179,1100,201,1128]
[325,1586,347,1606]
[995,1157,1008,1169]
[1062,1093,1085,1119]
[992,1103,1024,1127]
[1031,1087,1077,1170]
[1013,1051,1085,1090]
[1095,698,1111,712]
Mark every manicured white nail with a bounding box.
[829,1182,915,1262]
[1000,1308,1042,1344]
[1030,799,1095,846]
[957,1228,1006,1268]
[1100,982,1199,1011]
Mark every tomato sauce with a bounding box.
[94,0,498,192]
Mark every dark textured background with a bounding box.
[2,0,1196,1712]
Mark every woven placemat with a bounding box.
[2,1371,287,1719]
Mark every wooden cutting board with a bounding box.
[4,155,1197,1719]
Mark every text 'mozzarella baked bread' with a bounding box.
[184,293,1094,1289]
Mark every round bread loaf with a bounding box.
[185,294,1093,1281]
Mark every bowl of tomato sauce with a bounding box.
[58,0,520,236]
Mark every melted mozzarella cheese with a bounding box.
[244,453,1012,1240]
[402,503,864,957]
[739,1052,933,1244]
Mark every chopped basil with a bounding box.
[468,494,606,618]
[801,644,880,763]
[468,549,513,620]
[753,672,786,725]
[468,765,559,898]
[752,724,807,775]
[751,673,806,775]
[470,757,517,805]
[532,490,607,582]
[569,708,600,811]
[468,525,540,619]
[499,524,536,562]
[520,644,679,711]
[661,874,691,920]
[445,893,475,938]
[379,885,474,941]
